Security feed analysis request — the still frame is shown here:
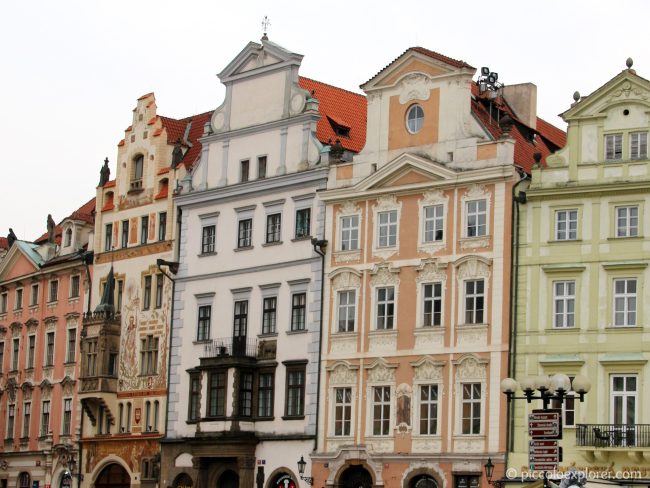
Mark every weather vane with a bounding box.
[261,16,271,39]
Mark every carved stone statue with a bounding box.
[99,157,111,187]
[47,214,56,243]
[7,228,17,247]
[171,139,184,168]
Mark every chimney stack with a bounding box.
[502,83,537,130]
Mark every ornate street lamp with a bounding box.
[297,456,313,486]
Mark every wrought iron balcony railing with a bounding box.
[201,337,259,359]
[576,423,650,448]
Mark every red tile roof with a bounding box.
[298,77,367,153]
[138,92,154,101]
[470,84,566,173]
[104,180,116,188]
[34,197,96,244]
[0,237,7,250]
[363,47,474,88]
[158,111,213,170]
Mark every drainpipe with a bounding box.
[507,165,529,457]
[310,237,327,453]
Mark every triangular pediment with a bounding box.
[356,153,456,192]
[362,48,473,92]
[562,69,650,121]
[218,39,303,82]
[0,242,42,283]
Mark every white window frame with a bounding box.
[337,289,357,333]
[0,292,7,314]
[195,292,215,342]
[616,206,639,238]
[613,278,637,327]
[551,376,576,428]
[377,210,398,248]
[369,384,392,436]
[463,279,485,325]
[375,286,395,330]
[423,204,444,243]
[417,383,440,435]
[555,209,578,241]
[610,374,637,425]
[15,287,23,310]
[333,386,353,437]
[198,211,219,255]
[630,131,648,160]
[465,199,487,238]
[605,133,623,161]
[263,199,285,245]
[259,283,280,336]
[201,224,216,254]
[553,280,576,328]
[406,104,424,134]
[460,382,482,435]
[340,215,360,251]
[421,282,443,327]
[44,331,55,367]
[234,205,255,249]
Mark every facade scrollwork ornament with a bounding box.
[11,322,22,337]
[365,358,397,382]
[453,354,488,382]
[337,200,361,217]
[416,259,448,283]
[455,255,492,282]
[398,73,431,104]
[411,357,446,381]
[373,194,402,213]
[370,263,400,287]
[21,382,33,401]
[328,362,358,386]
[463,184,490,202]
[330,268,362,291]
[25,318,39,332]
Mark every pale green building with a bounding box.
[508,63,650,480]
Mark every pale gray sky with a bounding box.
[2,0,648,240]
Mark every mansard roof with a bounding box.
[298,77,367,153]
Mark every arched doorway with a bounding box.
[18,472,30,488]
[59,472,73,488]
[338,465,373,488]
[172,473,193,488]
[269,473,296,488]
[410,475,437,488]
[217,470,239,488]
[95,463,130,488]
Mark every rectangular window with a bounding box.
[66,328,76,363]
[155,274,163,309]
[105,223,113,251]
[27,335,36,369]
[334,387,352,436]
[45,332,55,367]
[464,280,485,324]
[240,159,250,182]
[0,292,7,313]
[424,205,444,242]
[140,335,159,375]
[86,339,98,376]
[49,280,59,302]
[258,156,267,179]
[616,206,639,237]
[202,225,216,254]
[419,384,439,435]
[423,283,442,327]
[30,284,39,306]
[141,215,149,244]
[461,383,481,434]
[70,275,80,299]
[291,293,306,331]
[552,376,575,427]
[258,372,274,417]
[7,404,15,438]
[377,210,398,247]
[15,288,23,309]
[238,372,253,417]
[295,208,311,239]
[630,131,648,160]
[376,287,395,330]
[466,200,487,237]
[143,275,152,310]
[12,338,19,370]
[188,374,201,421]
[266,213,282,243]
[611,374,636,424]
[553,281,575,328]
[555,210,578,240]
[455,475,480,488]
[23,402,31,438]
[337,290,356,332]
[262,297,277,334]
[158,212,167,241]
[233,300,248,337]
[605,133,623,160]
[238,219,252,248]
[197,305,211,341]
[41,400,50,436]
[372,385,391,436]
[121,220,129,248]
[286,367,305,417]
[208,371,226,417]
[613,278,637,326]
[117,279,124,312]
[62,398,72,435]
[340,215,359,251]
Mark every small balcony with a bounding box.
[199,337,276,367]
[576,424,650,448]
[79,375,118,394]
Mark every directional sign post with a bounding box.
[529,409,562,471]
[528,409,562,439]
[529,440,561,471]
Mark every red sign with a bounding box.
[528,409,562,439]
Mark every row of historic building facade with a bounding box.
[1,37,649,488]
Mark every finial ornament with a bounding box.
[573,91,580,102]
[626,57,634,69]
[261,16,270,40]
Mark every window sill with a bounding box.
[281,415,305,421]
[417,324,444,330]
[198,251,218,258]
[202,416,226,421]
[258,332,278,338]
[47,301,59,305]
[333,330,357,336]
[547,239,582,244]
[369,328,397,335]
[291,236,312,242]
[262,241,283,247]
[546,327,578,332]
[286,329,308,335]
[234,246,254,252]
[457,323,488,328]
[605,325,642,331]
[252,416,275,421]
[607,236,643,241]
[193,339,212,345]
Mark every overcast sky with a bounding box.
[2,0,648,240]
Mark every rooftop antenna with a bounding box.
[261,16,271,40]
[477,66,503,125]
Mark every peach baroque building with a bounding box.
[311,47,564,488]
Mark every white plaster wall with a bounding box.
[230,72,286,129]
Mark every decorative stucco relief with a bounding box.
[416,259,447,283]
[331,270,361,290]
[455,256,491,282]
[398,74,431,104]
[411,438,443,454]
[366,359,396,383]
[370,263,400,287]
[412,357,445,381]
[330,335,358,355]
[329,363,358,385]
[454,355,487,381]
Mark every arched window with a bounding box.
[18,472,31,488]
[65,228,73,247]
[406,105,424,134]
[134,155,144,180]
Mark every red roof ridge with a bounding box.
[138,92,154,100]
[299,76,365,100]
[410,46,475,70]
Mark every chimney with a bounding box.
[502,83,537,129]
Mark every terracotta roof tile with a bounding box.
[154,181,169,200]
[157,167,170,175]
[34,197,96,244]
[104,180,116,188]
[0,237,7,250]
[117,139,125,147]
[147,117,158,126]
[298,77,367,153]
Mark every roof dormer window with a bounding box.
[64,228,72,247]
